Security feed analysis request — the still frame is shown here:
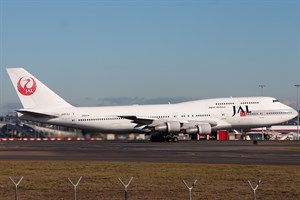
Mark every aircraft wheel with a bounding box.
[165,136,171,142]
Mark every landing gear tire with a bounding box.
[172,137,179,142]
[166,135,173,142]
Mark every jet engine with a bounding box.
[154,121,181,133]
[185,123,211,134]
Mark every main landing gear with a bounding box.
[150,133,179,142]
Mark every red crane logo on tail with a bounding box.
[17,76,37,96]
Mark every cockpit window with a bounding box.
[273,99,279,103]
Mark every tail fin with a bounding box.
[7,68,73,109]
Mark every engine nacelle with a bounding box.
[185,127,199,134]
[154,121,181,133]
[185,123,212,135]
[197,123,211,134]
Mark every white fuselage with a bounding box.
[7,68,298,136]
[19,97,298,134]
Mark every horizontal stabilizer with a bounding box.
[17,109,59,119]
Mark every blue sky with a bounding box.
[0,0,299,113]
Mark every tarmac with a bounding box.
[0,140,299,164]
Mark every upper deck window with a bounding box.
[273,99,279,103]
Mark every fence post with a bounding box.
[247,180,261,200]
[118,177,133,200]
[182,179,197,200]
[68,177,82,200]
[9,176,24,200]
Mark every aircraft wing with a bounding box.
[119,115,218,127]
[182,120,218,127]
[119,116,156,125]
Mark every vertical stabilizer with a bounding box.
[7,68,73,109]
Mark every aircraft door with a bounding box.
[59,112,76,126]
[172,112,179,120]
[71,113,76,124]
[221,112,226,120]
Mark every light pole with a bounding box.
[259,85,266,96]
[259,85,266,140]
[295,85,300,140]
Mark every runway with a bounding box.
[0,140,299,164]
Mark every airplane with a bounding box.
[7,68,298,142]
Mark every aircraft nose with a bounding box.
[293,108,299,118]
[284,104,298,119]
